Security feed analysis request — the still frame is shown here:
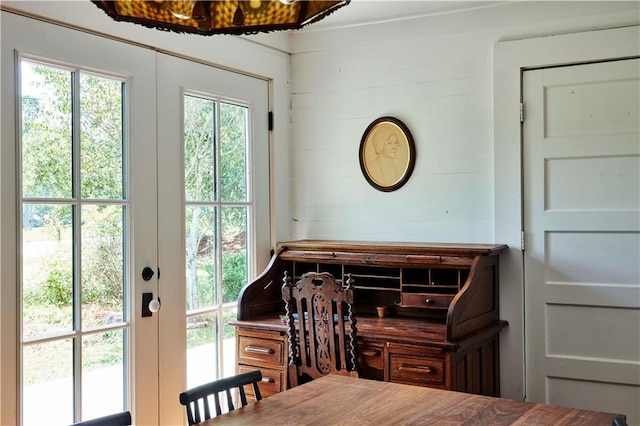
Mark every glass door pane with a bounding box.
[184,96,250,388]
[20,59,128,424]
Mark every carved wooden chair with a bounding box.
[70,411,131,426]
[179,370,263,425]
[282,271,359,387]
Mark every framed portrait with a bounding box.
[359,116,416,192]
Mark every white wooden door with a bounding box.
[156,53,271,424]
[523,58,640,424]
[2,11,159,425]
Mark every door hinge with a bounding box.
[521,230,526,251]
[520,102,524,123]
[268,111,273,131]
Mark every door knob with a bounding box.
[142,292,160,317]
[149,298,161,313]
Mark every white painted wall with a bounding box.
[288,1,640,400]
[289,1,639,243]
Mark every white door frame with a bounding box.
[493,25,640,401]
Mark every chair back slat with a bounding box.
[252,381,262,401]
[225,389,234,412]
[238,385,248,407]
[185,404,194,425]
[179,370,263,425]
[203,395,212,420]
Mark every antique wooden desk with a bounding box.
[231,240,509,397]
[198,375,626,425]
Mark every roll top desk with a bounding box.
[231,240,508,397]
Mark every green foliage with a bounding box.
[222,251,247,303]
[23,235,123,308]
[21,63,73,199]
[184,96,250,311]
[187,247,246,308]
[183,96,248,203]
[184,96,215,201]
[23,243,72,307]
[22,62,249,341]
[196,264,216,305]
[79,73,124,199]
[42,267,73,306]
[22,62,125,311]
[81,205,124,306]
[220,103,247,202]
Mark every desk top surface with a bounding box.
[198,375,623,425]
[231,314,508,349]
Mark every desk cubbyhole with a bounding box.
[402,268,429,284]
[345,265,399,279]
[430,269,462,288]
[351,275,400,290]
[318,263,343,278]
[354,288,400,312]
[292,262,317,277]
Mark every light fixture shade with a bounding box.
[91,0,350,35]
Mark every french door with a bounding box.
[2,11,270,425]
[155,54,270,424]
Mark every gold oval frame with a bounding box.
[359,117,416,192]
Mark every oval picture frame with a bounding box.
[359,116,416,192]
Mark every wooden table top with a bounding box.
[198,375,624,425]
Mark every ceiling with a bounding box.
[307,0,507,30]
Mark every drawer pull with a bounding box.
[261,377,275,383]
[424,298,434,305]
[360,349,379,357]
[245,345,275,355]
[398,365,435,374]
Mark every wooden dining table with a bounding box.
[198,374,625,425]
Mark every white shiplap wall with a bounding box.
[291,30,494,242]
[288,1,640,244]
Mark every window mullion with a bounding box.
[71,69,83,423]
[213,100,226,379]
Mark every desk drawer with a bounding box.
[238,336,283,366]
[389,354,445,386]
[238,365,282,397]
[400,293,453,309]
